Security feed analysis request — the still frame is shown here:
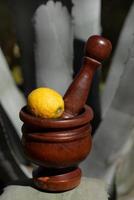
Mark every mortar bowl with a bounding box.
[19,105,93,192]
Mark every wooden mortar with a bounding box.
[19,35,112,192]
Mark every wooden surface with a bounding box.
[33,168,82,192]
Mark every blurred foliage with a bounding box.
[0,0,15,59]
[0,0,23,89]
[0,0,133,88]
[101,0,133,82]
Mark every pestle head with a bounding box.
[84,35,112,62]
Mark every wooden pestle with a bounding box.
[62,35,112,118]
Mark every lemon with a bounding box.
[27,87,64,119]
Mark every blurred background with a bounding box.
[0,0,134,199]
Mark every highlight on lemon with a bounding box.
[27,87,64,119]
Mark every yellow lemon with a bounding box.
[27,87,64,119]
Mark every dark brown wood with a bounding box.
[20,105,92,192]
[21,123,92,168]
[33,168,82,192]
[63,35,112,118]
[19,35,112,192]
[20,105,93,129]
[84,35,112,61]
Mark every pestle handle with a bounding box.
[62,35,112,118]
